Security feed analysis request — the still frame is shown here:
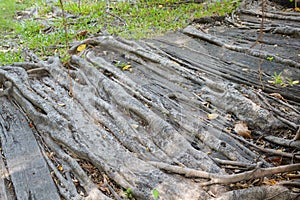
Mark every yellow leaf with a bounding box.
[57,165,63,171]
[77,44,86,52]
[295,7,300,12]
[263,178,277,185]
[122,65,131,71]
[207,113,219,120]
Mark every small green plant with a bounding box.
[288,78,299,86]
[271,71,283,85]
[266,56,274,61]
[152,188,159,200]
[125,188,133,199]
[268,72,299,87]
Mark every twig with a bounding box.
[250,0,265,89]
[78,0,81,11]
[229,132,300,160]
[255,91,298,129]
[212,158,257,169]
[103,175,122,200]
[58,0,69,50]
[278,181,300,188]
[58,0,73,97]
[294,126,300,141]
[105,2,127,26]
[264,135,300,148]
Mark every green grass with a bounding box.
[0,0,240,65]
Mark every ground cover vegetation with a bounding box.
[0,0,240,65]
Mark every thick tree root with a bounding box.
[0,0,299,199]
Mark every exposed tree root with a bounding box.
[149,161,300,186]
[0,1,299,199]
[183,26,300,68]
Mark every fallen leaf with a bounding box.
[234,122,252,139]
[266,156,282,165]
[77,44,86,52]
[292,80,299,85]
[269,93,284,100]
[77,30,88,36]
[131,124,139,129]
[57,165,63,171]
[122,65,131,71]
[263,178,277,185]
[57,103,66,107]
[207,113,219,120]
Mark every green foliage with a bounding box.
[0,0,241,65]
[272,72,284,85]
[125,188,133,199]
[268,71,299,87]
[152,188,159,200]
[0,0,15,30]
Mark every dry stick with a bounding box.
[212,158,257,169]
[255,91,299,129]
[58,0,73,97]
[250,0,265,90]
[264,135,300,149]
[150,161,300,186]
[103,175,122,200]
[294,126,300,141]
[229,132,300,160]
[105,1,127,26]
